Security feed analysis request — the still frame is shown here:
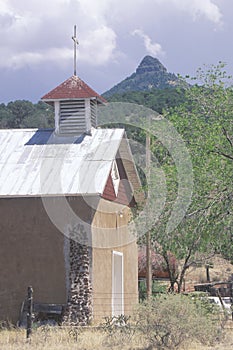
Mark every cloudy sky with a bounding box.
[0,0,232,103]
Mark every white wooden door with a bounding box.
[112,251,124,316]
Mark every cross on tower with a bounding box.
[72,25,79,76]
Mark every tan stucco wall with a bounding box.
[92,198,138,322]
[0,197,68,324]
[0,195,138,324]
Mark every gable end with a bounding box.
[102,157,136,207]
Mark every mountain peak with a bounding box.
[103,56,180,98]
[136,55,167,75]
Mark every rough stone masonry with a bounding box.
[63,238,93,326]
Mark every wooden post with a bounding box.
[206,265,210,282]
[146,230,152,298]
[231,281,233,322]
[26,286,33,339]
[146,115,152,298]
[205,262,213,283]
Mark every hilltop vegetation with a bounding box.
[103,55,182,98]
[106,87,186,114]
[0,89,186,128]
[0,100,54,129]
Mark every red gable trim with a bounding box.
[102,158,136,207]
[41,75,107,104]
[102,172,117,202]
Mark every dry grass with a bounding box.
[0,326,232,350]
[0,326,144,350]
[189,328,233,350]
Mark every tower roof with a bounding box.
[41,75,107,104]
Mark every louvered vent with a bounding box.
[59,100,86,135]
[91,99,97,128]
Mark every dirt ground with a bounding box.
[181,255,233,292]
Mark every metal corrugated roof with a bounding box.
[0,128,124,197]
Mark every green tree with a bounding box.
[0,103,15,128]
[149,62,233,291]
[0,100,54,129]
[22,101,54,128]
[107,88,186,114]
[7,100,35,127]
[99,72,233,292]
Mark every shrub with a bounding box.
[101,315,134,347]
[134,293,221,349]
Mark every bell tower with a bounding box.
[41,26,106,136]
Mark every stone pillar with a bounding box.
[63,239,92,325]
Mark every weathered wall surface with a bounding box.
[0,197,67,324]
[0,195,97,324]
[92,198,138,322]
[0,195,138,325]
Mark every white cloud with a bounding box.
[0,0,118,69]
[192,0,222,24]
[168,0,222,25]
[0,47,73,69]
[0,25,117,70]
[78,0,110,21]
[80,26,117,65]
[132,29,165,57]
[0,0,224,71]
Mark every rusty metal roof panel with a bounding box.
[0,128,124,197]
[41,75,107,104]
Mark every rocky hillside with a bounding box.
[103,55,181,98]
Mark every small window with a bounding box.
[111,160,120,196]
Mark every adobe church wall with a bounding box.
[0,197,67,324]
[0,194,138,325]
[0,195,97,325]
[92,198,138,321]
